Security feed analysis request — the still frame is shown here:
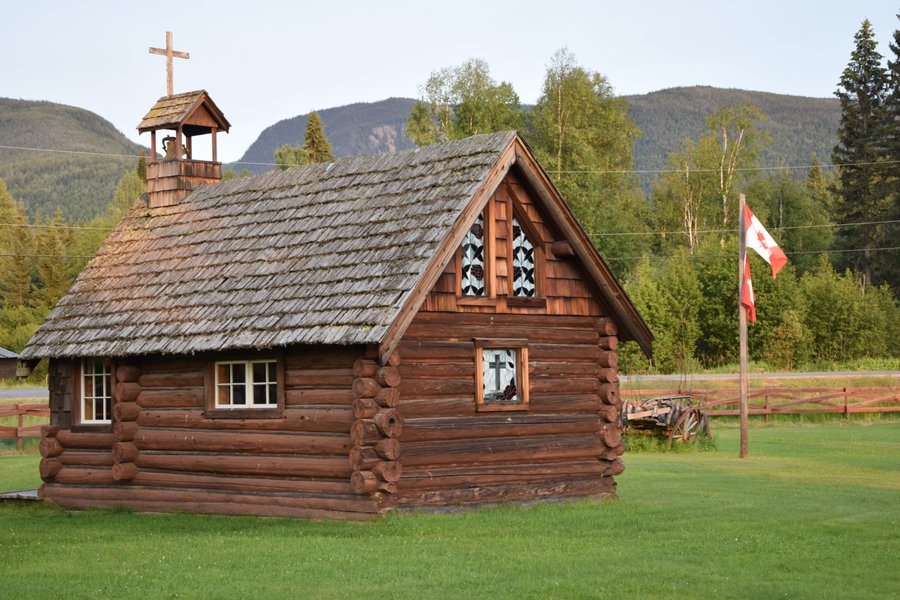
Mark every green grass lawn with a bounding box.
[1,422,898,599]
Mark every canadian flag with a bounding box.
[743,203,788,279]
[741,255,756,324]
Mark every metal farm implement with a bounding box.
[621,395,711,446]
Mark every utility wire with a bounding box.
[585,218,900,238]
[2,142,900,175]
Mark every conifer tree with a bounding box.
[832,19,889,286]
[304,112,334,163]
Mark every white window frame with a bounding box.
[214,359,279,409]
[81,358,112,424]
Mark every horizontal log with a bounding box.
[112,462,138,481]
[115,382,141,403]
[284,346,365,369]
[397,394,603,418]
[595,318,617,337]
[128,471,354,495]
[376,366,401,388]
[531,377,600,395]
[400,414,601,443]
[53,466,115,486]
[40,458,63,481]
[42,484,378,515]
[285,388,355,405]
[138,358,204,373]
[529,344,605,362]
[604,458,625,476]
[39,437,63,458]
[399,378,473,398]
[116,365,142,384]
[114,421,139,442]
[285,367,354,388]
[400,434,604,468]
[137,388,204,409]
[404,323,600,346]
[56,429,117,450]
[113,402,141,422]
[599,384,619,406]
[391,476,615,508]
[353,378,381,399]
[351,470,379,494]
[135,453,353,478]
[351,420,380,446]
[348,440,402,468]
[134,429,352,456]
[58,450,114,467]
[408,312,597,332]
[399,462,607,491]
[375,438,401,460]
[600,424,623,448]
[42,425,60,438]
[371,460,402,483]
[382,351,401,368]
[597,351,618,369]
[353,397,380,419]
[112,441,139,464]
[597,336,619,351]
[138,371,204,388]
[353,359,379,378]
[137,407,354,434]
[598,368,618,384]
[599,405,619,423]
[374,409,404,438]
[374,387,399,408]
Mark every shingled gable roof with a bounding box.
[22,131,652,361]
[137,90,230,134]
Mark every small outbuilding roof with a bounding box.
[0,347,18,359]
[22,131,652,361]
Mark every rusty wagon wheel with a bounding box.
[666,407,711,447]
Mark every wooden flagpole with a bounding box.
[738,193,750,458]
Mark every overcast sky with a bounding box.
[3,1,897,163]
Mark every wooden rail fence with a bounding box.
[621,387,900,421]
[2,388,898,448]
[0,403,50,450]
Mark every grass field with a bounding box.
[1,421,897,598]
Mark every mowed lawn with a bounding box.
[1,422,898,599]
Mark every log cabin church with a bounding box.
[20,88,652,519]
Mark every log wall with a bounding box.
[41,346,384,519]
[388,312,623,510]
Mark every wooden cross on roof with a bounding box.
[149,31,189,97]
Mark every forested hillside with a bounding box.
[625,86,840,176]
[233,98,417,173]
[0,98,146,221]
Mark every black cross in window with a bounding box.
[487,352,505,391]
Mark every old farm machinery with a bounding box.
[621,395,711,446]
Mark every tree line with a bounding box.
[403,27,899,371]
[1,20,898,375]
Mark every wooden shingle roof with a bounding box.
[137,90,230,134]
[22,132,518,359]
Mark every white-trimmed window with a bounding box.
[81,358,112,424]
[474,339,529,412]
[215,360,278,408]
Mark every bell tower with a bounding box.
[137,32,231,208]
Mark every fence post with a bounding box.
[844,388,849,420]
[764,394,769,424]
[16,403,23,451]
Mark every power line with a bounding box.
[2,142,899,175]
[586,218,900,238]
[604,246,900,262]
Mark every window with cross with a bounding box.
[474,339,529,411]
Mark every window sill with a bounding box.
[71,424,113,433]
[476,402,530,412]
[204,407,283,419]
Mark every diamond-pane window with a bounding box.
[511,217,535,297]
[461,213,486,296]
